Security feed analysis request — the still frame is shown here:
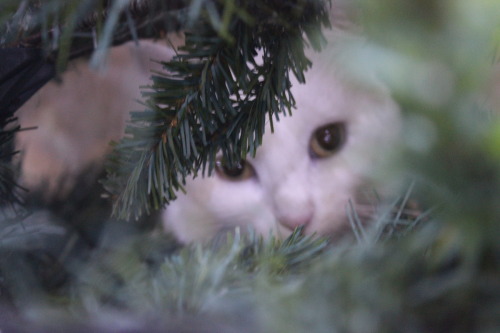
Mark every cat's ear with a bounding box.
[329,0,361,32]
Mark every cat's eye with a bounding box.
[310,122,346,158]
[215,158,255,181]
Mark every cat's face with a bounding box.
[163,47,400,242]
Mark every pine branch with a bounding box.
[73,226,328,315]
[1,1,187,69]
[0,117,27,216]
[0,1,191,215]
[0,1,330,220]
[104,0,331,220]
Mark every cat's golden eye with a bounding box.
[215,158,255,181]
[310,122,347,158]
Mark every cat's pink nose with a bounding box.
[278,211,313,231]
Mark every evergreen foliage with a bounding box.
[103,1,330,220]
[0,0,331,220]
[0,115,24,213]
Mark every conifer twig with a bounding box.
[103,0,331,220]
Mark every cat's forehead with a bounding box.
[289,68,387,127]
[292,73,350,119]
[291,29,391,120]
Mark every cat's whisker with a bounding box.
[353,203,423,222]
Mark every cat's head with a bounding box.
[163,32,401,242]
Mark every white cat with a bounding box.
[15,31,399,243]
[163,31,400,242]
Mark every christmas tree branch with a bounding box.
[104,0,331,220]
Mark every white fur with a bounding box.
[163,32,400,242]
